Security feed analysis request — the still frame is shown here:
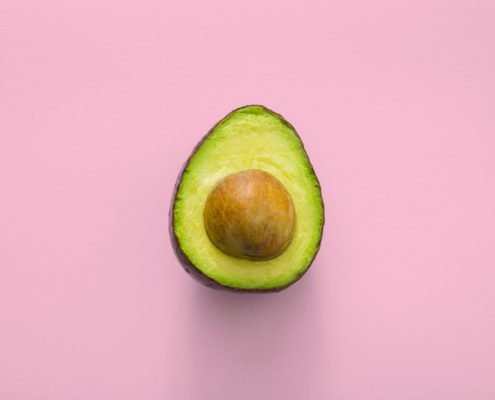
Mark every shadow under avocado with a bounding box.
[184,270,326,399]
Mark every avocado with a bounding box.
[169,105,324,292]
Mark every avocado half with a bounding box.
[169,105,324,292]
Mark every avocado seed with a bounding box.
[204,169,296,260]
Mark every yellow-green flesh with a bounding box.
[173,106,323,290]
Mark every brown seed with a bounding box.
[203,169,296,261]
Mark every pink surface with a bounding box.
[1,0,495,399]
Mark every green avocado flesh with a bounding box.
[173,105,324,291]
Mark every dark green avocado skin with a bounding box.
[168,105,325,293]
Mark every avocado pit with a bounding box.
[204,169,296,260]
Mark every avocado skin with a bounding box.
[169,105,325,292]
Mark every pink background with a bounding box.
[1,0,495,399]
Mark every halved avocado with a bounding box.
[169,105,324,292]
